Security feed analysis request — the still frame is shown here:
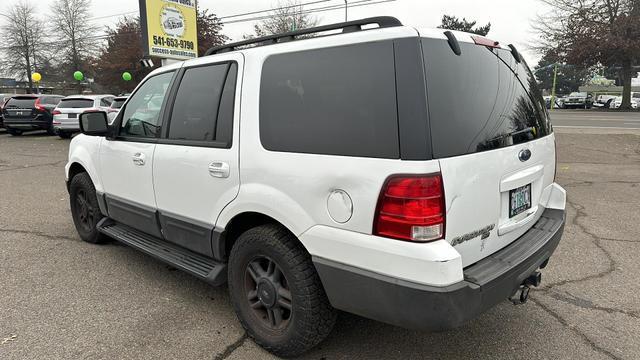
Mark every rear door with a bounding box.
[420,36,556,267]
[3,97,37,121]
[152,55,242,257]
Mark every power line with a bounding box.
[0,0,396,50]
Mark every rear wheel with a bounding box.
[228,224,336,358]
[58,131,72,139]
[69,172,106,244]
[7,129,22,136]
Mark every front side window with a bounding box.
[120,71,174,138]
[167,63,236,143]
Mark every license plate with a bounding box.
[509,184,531,218]
[68,113,77,119]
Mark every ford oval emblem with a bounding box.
[518,149,532,162]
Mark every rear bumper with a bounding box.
[313,208,565,331]
[4,118,50,130]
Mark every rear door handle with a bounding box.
[208,162,230,178]
[132,152,146,166]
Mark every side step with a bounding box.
[98,218,227,286]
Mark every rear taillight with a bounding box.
[52,109,61,115]
[34,98,45,111]
[373,174,446,242]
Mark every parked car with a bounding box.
[593,94,617,108]
[0,94,16,129]
[542,95,562,109]
[106,96,128,122]
[52,95,115,138]
[561,92,593,109]
[66,17,566,357]
[2,94,63,135]
[610,96,639,109]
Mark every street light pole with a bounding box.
[550,64,558,110]
[344,0,348,21]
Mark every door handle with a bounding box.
[132,152,146,166]
[208,161,230,178]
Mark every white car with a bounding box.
[65,17,566,357]
[610,96,638,109]
[52,95,115,138]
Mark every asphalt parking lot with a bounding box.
[1,112,639,359]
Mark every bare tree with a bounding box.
[533,0,640,109]
[0,1,47,92]
[50,0,99,76]
[246,0,319,38]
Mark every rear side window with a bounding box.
[100,97,113,107]
[6,97,36,108]
[167,62,236,144]
[260,41,399,159]
[111,99,126,109]
[58,99,94,108]
[422,38,551,158]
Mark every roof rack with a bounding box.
[204,16,403,56]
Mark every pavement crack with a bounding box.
[213,332,247,360]
[545,290,639,319]
[0,228,76,241]
[531,298,622,360]
[0,160,66,173]
[540,199,617,291]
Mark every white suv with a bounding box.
[66,17,566,357]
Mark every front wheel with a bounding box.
[228,224,336,358]
[69,172,107,244]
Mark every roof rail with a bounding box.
[204,16,403,56]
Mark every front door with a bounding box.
[153,56,242,257]
[100,70,176,238]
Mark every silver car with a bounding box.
[53,95,115,138]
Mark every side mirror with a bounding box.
[79,111,109,136]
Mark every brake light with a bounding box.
[52,109,61,115]
[34,98,45,111]
[373,174,446,242]
[471,35,500,48]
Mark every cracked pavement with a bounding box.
[1,125,639,359]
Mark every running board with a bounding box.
[98,218,226,286]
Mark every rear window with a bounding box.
[41,96,62,105]
[5,97,36,108]
[111,99,126,109]
[260,41,399,159]
[422,38,551,158]
[58,99,95,108]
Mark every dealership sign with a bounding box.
[139,0,198,60]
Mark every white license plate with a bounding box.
[509,184,531,218]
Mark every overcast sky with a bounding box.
[0,0,551,65]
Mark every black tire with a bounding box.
[58,131,72,139]
[7,128,22,136]
[228,224,336,358]
[69,172,106,244]
[46,126,56,135]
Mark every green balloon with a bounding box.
[73,71,84,81]
[122,72,132,81]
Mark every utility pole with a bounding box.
[550,64,558,110]
[344,0,348,21]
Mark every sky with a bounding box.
[0,0,552,65]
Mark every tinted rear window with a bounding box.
[260,41,399,159]
[422,38,551,158]
[41,96,62,105]
[58,99,94,108]
[111,99,126,109]
[5,97,36,108]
